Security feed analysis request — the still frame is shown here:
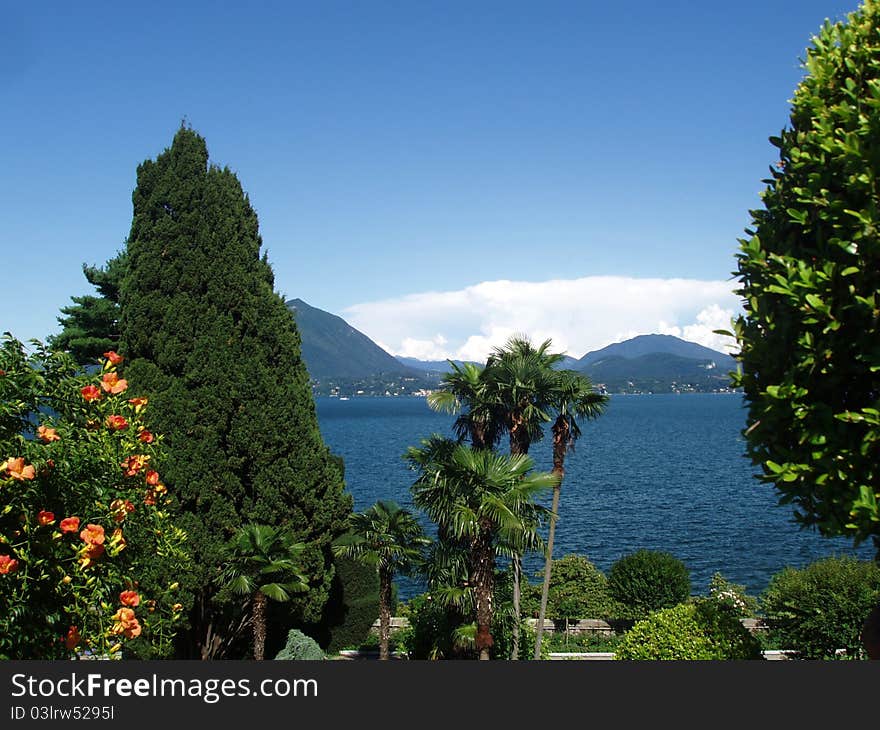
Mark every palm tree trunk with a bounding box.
[507,425,528,661]
[472,528,495,660]
[534,416,569,659]
[534,484,561,659]
[511,557,521,660]
[252,591,267,661]
[378,567,392,661]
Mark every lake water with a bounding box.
[315,393,875,599]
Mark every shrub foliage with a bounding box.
[274,629,325,660]
[615,601,762,660]
[607,549,691,619]
[732,0,880,548]
[762,556,880,659]
[0,338,188,658]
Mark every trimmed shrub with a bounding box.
[550,554,613,622]
[608,549,691,619]
[762,556,880,659]
[320,555,381,653]
[522,554,613,623]
[274,629,325,660]
[615,601,763,660]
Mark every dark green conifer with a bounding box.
[49,253,126,364]
[119,126,352,657]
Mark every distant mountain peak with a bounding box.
[285,298,414,380]
[576,333,738,393]
[579,334,733,367]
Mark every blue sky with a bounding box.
[0,0,862,357]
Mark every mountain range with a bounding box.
[285,299,739,394]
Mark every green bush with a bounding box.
[317,555,381,653]
[395,593,461,659]
[708,573,759,618]
[522,554,613,623]
[274,629,325,660]
[607,550,691,619]
[615,601,763,660]
[762,556,880,659]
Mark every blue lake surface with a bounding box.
[315,393,875,599]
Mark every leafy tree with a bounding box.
[762,556,880,659]
[731,0,880,552]
[49,253,126,365]
[408,437,555,660]
[117,126,352,657]
[332,500,428,660]
[523,554,614,626]
[219,524,308,661]
[607,549,691,620]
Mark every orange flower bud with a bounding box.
[128,397,148,413]
[109,528,126,553]
[77,542,105,569]
[64,625,81,650]
[121,454,149,477]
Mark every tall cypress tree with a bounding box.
[119,126,352,657]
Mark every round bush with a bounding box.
[522,554,613,622]
[615,601,763,660]
[608,549,691,619]
[762,556,880,659]
[274,629,325,660]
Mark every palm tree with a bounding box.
[427,361,504,450]
[219,524,309,660]
[533,369,608,658]
[409,438,557,660]
[484,335,562,658]
[485,335,563,455]
[333,500,429,660]
[486,335,607,659]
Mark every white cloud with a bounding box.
[343,276,742,361]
